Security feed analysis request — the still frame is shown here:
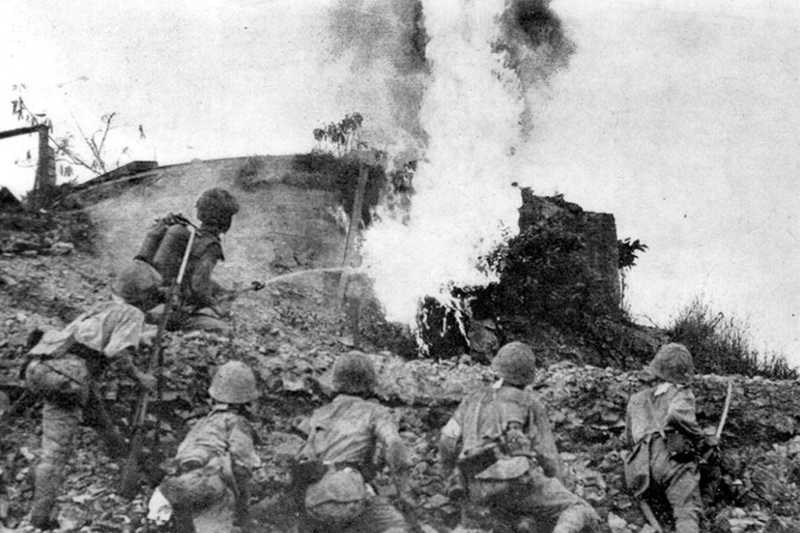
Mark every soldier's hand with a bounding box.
[135,371,157,391]
[706,435,720,448]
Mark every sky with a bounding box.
[0,0,798,361]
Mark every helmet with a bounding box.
[648,343,694,384]
[332,352,377,394]
[492,341,537,386]
[209,361,259,404]
[195,188,240,230]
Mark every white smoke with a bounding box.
[362,0,526,325]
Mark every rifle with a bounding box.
[702,379,733,463]
[120,225,196,498]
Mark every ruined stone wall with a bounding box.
[518,188,621,311]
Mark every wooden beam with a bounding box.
[0,124,45,140]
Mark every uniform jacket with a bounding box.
[297,394,404,473]
[440,384,564,480]
[624,382,704,496]
[176,405,260,475]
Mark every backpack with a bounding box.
[304,467,369,527]
[134,213,190,267]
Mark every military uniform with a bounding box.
[25,299,155,529]
[439,342,598,533]
[114,188,240,335]
[151,361,260,533]
[624,343,708,533]
[294,353,411,533]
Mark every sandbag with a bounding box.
[25,356,89,401]
[304,467,368,527]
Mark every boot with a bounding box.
[30,463,61,529]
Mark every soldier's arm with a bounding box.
[229,419,260,525]
[115,349,156,390]
[374,410,410,474]
[188,245,227,308]
[667,388,704,440]
[529,399,564,480]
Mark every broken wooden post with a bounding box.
[337,152,372,303]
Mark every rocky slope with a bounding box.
[1,213,799,533]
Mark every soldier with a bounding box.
[292,352,413,533]
[24,299,157,529]
[439,341,599,533]
[149,360,261,533]
[624,343,716,533]
[113,187,241,335]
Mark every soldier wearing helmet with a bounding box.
[113,188,241,335]
[624,343,715,533]
[149,361,261,533]
[439,341,599,533]
[24,299,157,529]
[290,352,413,532]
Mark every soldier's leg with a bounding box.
[650,436,701,533]
[182,308,231,336]
[513,473,599,533]
[665,467,701,533]
[30,398,81,528]
[346,496,409,533]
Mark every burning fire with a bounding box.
[362,0,528,326]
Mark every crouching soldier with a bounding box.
[113,187,241,335]
[624,343,716,533]
[25,299,157,529]
[148,361,261,533]
[439,342,599,533]
[292,352,413,533]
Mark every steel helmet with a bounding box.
[209,361,259,404]
[332,352,377,394]
[492,341,537,386]
[648,343,694,384]
[195,188,240,230]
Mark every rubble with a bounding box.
[1,215,799,531]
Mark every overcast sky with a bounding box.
[1,0,797,361]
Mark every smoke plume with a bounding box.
[331,0,575,326]
[326,0,430,160]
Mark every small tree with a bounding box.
[10,83,142,177]
[312,112,364,156]
[618,237,648,313]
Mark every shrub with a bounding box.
[236,156,265,190]
[473,212,614,330]
[667,298,797,379]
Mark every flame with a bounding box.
[362,0,526,325]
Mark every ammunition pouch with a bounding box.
[290,459,328,493]
[469,456,535,506]
[457,443,500,479]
